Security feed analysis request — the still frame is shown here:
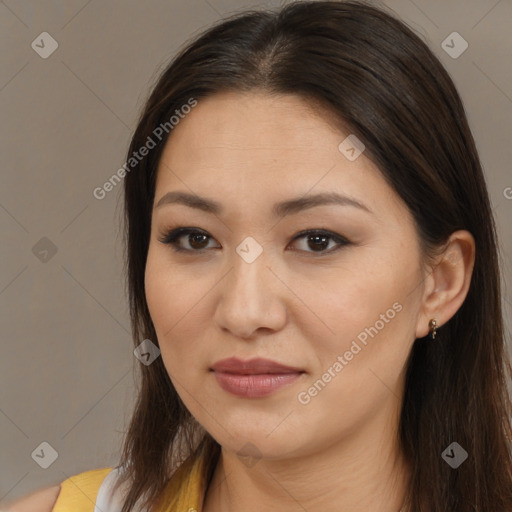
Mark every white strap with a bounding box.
[94,467,124,512]
[94,466,151,512]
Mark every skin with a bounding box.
[145,91,475,512]
[2,486,60,511]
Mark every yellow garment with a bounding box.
[52,468,112,512]
[52,446,209,512]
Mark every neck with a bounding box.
[202,398,410,512]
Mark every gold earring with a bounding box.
[428,318,438,340]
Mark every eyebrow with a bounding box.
[154,190,373,217]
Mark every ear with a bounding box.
[415,230,476,339]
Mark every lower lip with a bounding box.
[213,371,303,398]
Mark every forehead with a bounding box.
[153,91,405,221]
[160,91,347,159]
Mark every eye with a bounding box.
[158,227,218,252]
[290,229,350,254]
[158,227,350,255]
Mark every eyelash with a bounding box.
[157,227,350,256]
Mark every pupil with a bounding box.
[190,234,207,249]
[309,234,328,251]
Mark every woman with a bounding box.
[10,1,512,511]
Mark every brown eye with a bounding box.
[289,230,350,255]
[158,228,218,253]
[187,232,209,250]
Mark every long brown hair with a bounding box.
[114,1,512,510]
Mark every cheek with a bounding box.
[304,255,416,384]
[145,248,196,332]
[145,251,172,332]
[305,265,394,349]
[144,249,210,373]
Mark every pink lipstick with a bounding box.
[210,357,304,398]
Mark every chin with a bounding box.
[207,424,303,460]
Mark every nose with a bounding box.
[213,245,287,340]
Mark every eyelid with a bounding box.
[158,227,350,255]
[158,227,217,250]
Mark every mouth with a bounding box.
[210,357,305,398]
[210,357,304,374]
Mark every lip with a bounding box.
[211,357,303,374]
[210,357,305,398]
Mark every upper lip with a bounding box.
[210,357,304,375]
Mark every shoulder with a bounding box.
[52,467,113,511]
[4,467,114,512]
[2,484,61,512]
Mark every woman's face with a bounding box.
[145,91,428,460]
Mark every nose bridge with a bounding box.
[229,235,270,302]
[215,235,286,337]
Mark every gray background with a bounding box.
[1,0,511,504]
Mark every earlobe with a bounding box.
[415,230,475,339]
